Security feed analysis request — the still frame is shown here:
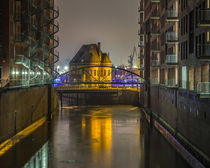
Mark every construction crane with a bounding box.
[128,46,137,68]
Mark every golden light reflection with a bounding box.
[81,112,112,166]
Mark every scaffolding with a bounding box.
[12,0,59,87]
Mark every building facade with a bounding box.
[138,0,210,166]
[69,43,112,88]
[0,0,59,87]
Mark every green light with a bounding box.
[115,66,118,69]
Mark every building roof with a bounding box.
[70,43,112,65]
[101,53,112,64]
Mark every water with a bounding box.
[0,105,191,168]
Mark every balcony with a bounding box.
[151,10,160,20]
[198,9,210,26]
[196,44,210,59]
[138,41,144,47]
[151,60,160,67]
[140,64,144,69]
[197,82,210,98]
[139,52,144,58]
[166,79,178,88]
[151,0,160,3]
[138,18,144,24]
[165,32,178,43]
[151,78,159,85]
[15,55,30,68]
[151,43,160,52]
[35,60,45,70]
[138,29,144,36]
[150,25,160,35]
[165,54,178,64]
[165,10,178,21]
[138,5,144,13]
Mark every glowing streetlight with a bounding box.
[64,66,68,71]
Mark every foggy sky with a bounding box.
[57,0,139,66]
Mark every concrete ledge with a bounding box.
[141,108,206,168]
[0,116,47,157]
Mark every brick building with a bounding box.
[0,0,59,87]
[138,0,210,165]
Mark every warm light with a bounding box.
[16,72,19,75]
[12,71,15,75]
[57,65,60,69]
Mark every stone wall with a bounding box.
[0,85,59,143]
[61,90,140,106]
[143,85,210,165]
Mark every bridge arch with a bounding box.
[54,65,145,89]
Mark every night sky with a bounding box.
[56,0,139,67]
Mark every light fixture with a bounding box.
[64,66,68,70]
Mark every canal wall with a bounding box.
[0,85,59,143]
[140,85,210,167]
[60,89,140,106]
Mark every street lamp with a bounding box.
[64,66,68,71]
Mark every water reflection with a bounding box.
[23,141,49,168]
[0,106,191,168]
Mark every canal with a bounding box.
[0,105,191,168]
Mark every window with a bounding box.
[94,70,96,76]
[108,70,111,76]
[104,70,106,76]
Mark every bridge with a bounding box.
[53,65,144,106]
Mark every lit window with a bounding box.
[94,70,96,76]
[207,32,210,42]
[104,70,106,76]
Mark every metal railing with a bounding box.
[199,9,210,25]
[151,10,160,18]
[138,18,144,24]
[138,5,144,12]
[197,82,210,94]
[166,79,178,87]
[151,25,160,35]
[151,60,160,67]
[166,54,178,64]
[151,0,160,2]
[15,55,30,68]
[165,10,178,19]
[166,32,178,42]
[151,78,159,85]
[196,44,210,58]
[138,41,144,47]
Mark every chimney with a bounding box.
[98,42,101,53]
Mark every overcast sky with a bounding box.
[56,0,139,66]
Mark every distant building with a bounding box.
[69,43,112,88]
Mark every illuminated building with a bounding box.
[0,0,59,87]
[138,0,210,163]
[138,0,210,94]
[69,43,112,88]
